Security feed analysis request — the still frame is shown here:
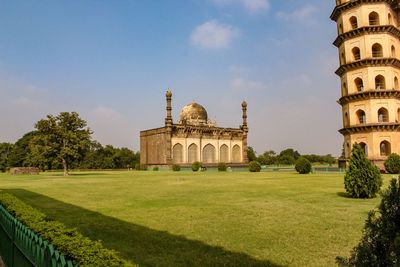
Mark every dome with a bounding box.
[180,102,208,125]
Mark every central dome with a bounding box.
[180,102,208,125]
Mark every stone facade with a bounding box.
[140,91,249,167]
[331,0,400,168]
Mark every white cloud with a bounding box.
[191,20,240,49]
[212,0,270,13]
[276,5,317,24]
[230,78,267,91]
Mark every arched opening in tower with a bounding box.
[349,16,358,29]
[375,75,386,90]
[356,109,366,124]
[380,141,391,156]
[359,142,368,156]
[352,47,361,61]
[354,77,364,92]
[391,45,396,57]
[372,43,383,57]
[378,107,389,122]
[369,12,380,26]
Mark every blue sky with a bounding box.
[0,0,341,155]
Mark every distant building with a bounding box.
[331,0,400,168]
[140,90,249,167]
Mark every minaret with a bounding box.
[165,90,173,165]
[242,101,249,163]
[331,0,400,168]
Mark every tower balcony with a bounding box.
[339,122,400,135]
[338,89,400,105]
[336,57,400,76]
[334,25,400,47]
[331,0,400,21]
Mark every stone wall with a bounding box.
[10,167,40,175]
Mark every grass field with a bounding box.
[0,171,392,266]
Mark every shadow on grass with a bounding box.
[336,192,352,198]
[5,189,283,267]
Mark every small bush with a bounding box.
[192,161,202,172]
[152,167,159,171]
[218,162,227,172]
[172,164,181,171]
[344,144,382,198]
[384,153,400,174]
[337,178,400,266]
[0,192,134,267]
[295,157,312,174]
[248,161,261,172]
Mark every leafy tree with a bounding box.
[7,131,38,167]
[30,112,92,176]
[337,178,400,266]
[248,161,261,172]
[258,150,278,165]
[279,148,300,160]
[247,147,257,162]
[344,144,382,198]
[384,153,400,174]
[278,154,296,165]
[295,157,312,174]
[0,143,13,172]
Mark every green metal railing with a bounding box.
[0,205,75,267]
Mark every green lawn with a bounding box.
[0,171,391,266]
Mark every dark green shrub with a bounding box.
[172,164,181,171]
[344,144,382,198]
[248,161,261,172]
[218,162,227,172]
[295,157,312,174]
[152,167,159,171]
[384,153,400,174]
[337,178,400,266]
[0,192,134,267]
[192,161,201,172]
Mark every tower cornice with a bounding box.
[339,122,400,135]
[333,25,400,47]
[331,0,399,22]
[336,57,400,76]
[338,89,400,105]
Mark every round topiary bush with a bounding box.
[337,178,400,266]
[192,161,202,172]
[152,167,159,171]
[172,164,181,171]
[344,144,382,198]
[295,157,312,174]
[248,161,261,172]
[384,153,400,174]
[218,162,227,172]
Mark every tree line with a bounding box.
[247,147,337,166]
[0,112,139,175]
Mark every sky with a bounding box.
[0,0,341,156]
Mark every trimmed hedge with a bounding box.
[384,153,400,174]
[0,192,135,267]
[218,162,227,172]
[248,161,261,172]
[192,161,202,172]
[295,157,312,174]
[172,164,181,171]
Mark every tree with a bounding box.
[7,131,38,168]
[278,148,300,165]
[384,153,400,174]
[337,178,400,266]
[0,143,13,172]
[30,112,92,176]
[247,147,257,162]
[295,157,312,174]
[258,150,277,165]
[344,144,382,198]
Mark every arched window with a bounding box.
[394,77,399,89]
[220,145,229,163]
[341,52,346,64]
[173,143,183,164]
[372,43,383,57]
[359,142,368,156]
[352,47,361,60]
[391,45,396,57]
[355,78,364,92]
[356,109,366,124]
[232,145,241,163]
[378,107,389,122]
[339,23,343,34]
[380,141,391,156]
[397,108,400,122]
[188,143,198,163]
[388,13,393,25]
[369,12,380,26]
[375,75,386,90]
[349,16,358,29]
[202,144,216,164]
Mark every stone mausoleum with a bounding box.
[140,91,249,167]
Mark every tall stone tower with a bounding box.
[331,0,400,168]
